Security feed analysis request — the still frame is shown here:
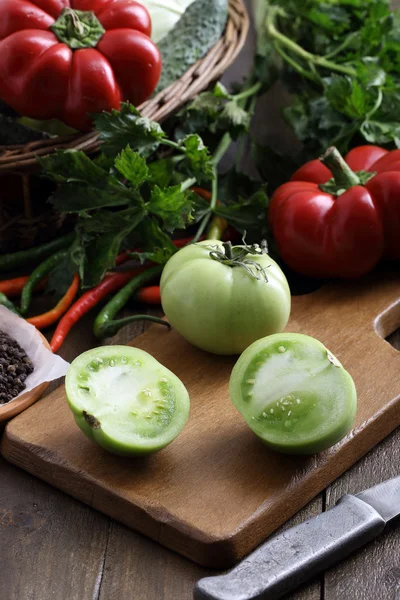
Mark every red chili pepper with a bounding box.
[136,285,161,305]
[27,273,80,329]
[50,268,143,352]
[0,0,161,131]
[269,145,400,279]
[0,275,47,298]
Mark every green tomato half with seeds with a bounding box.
[65,346,190,457]
[160,240,291,355]
[230,333,357,454]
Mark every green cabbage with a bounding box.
[137,0,197,43]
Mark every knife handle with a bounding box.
[194,495,386,600]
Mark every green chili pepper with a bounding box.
[0,292,20,315]
[20,249,68,315]
[93,265,168,339]
[0,233,75,272]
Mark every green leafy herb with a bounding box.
[252,0,400,157]
[40,107,208,287]
[174,82,254,142]
[148,185,195,232]
[114,147,149,187]
[93,103,166,158]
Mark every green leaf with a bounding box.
[73,208,145,287]
[361,119,400,146]
[115,146,149,188]
[179,134,214,183]
[173,82,253,142]
[215,187,269,241]
[94,103,166,158]
[214,168,270,240]
[46,253,76,299]
[49,181,136,213]
[129,219,177,265]
[325,76,377,119]
[191,191,212,223]
[220,101,251,139]
[148,185,194,232]
[41,149,138,213]
[252,144,300,192]
[355,59,386,87]
[147,158,176,187]
[39,149,109,185]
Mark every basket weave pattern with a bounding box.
[0,0,248,252]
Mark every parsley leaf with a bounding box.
[178,134,214,182]
[174,83,252,141]
[128,219,177,265]
[39,149,110,185]
[114,146,149,188]
[72,208,145,288]
[94,102,166,158]
[148,185,195,232]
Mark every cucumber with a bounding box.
[156,0,229,93]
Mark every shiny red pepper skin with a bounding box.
[269,145,400,279]
[0,0,161,131]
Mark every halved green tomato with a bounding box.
[65,346,190,456]
[229,333,357,454]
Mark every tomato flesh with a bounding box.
[65,346,190,456]
[230,333,357,454]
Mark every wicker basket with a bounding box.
[0,0,249,253]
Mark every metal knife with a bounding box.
[194,475,400,600]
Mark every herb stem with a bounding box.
[366,88,383,119]
[211,132,232,166]
[266,7,356,78]
[161,139,181,151]
[274,44,318,83]
[180,177,197,192]
[192,212,212,243]
[233,81,263,102]
[322,31,359,60]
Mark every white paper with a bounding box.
[0,306,70,403]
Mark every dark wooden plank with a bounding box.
[323,426,400,600]
[323,330,400,600]
[0,310,112,600]
[0,455,111,600]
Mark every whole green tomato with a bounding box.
[160,240,291,355]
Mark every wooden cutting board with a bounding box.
[2,270,400,568]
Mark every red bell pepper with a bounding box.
[269,145,400,279]
[0,0,161,131]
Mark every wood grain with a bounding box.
[1,2,400,596]
[2,270,400,569]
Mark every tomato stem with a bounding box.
[222,241,233,259]
[208,241,270,282]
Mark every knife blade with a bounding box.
[194,475,400,600]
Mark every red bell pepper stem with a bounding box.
[27,274,80,329]
[320,147,361,190]
[50,268,145,353]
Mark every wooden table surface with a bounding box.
[2,5,400,599]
